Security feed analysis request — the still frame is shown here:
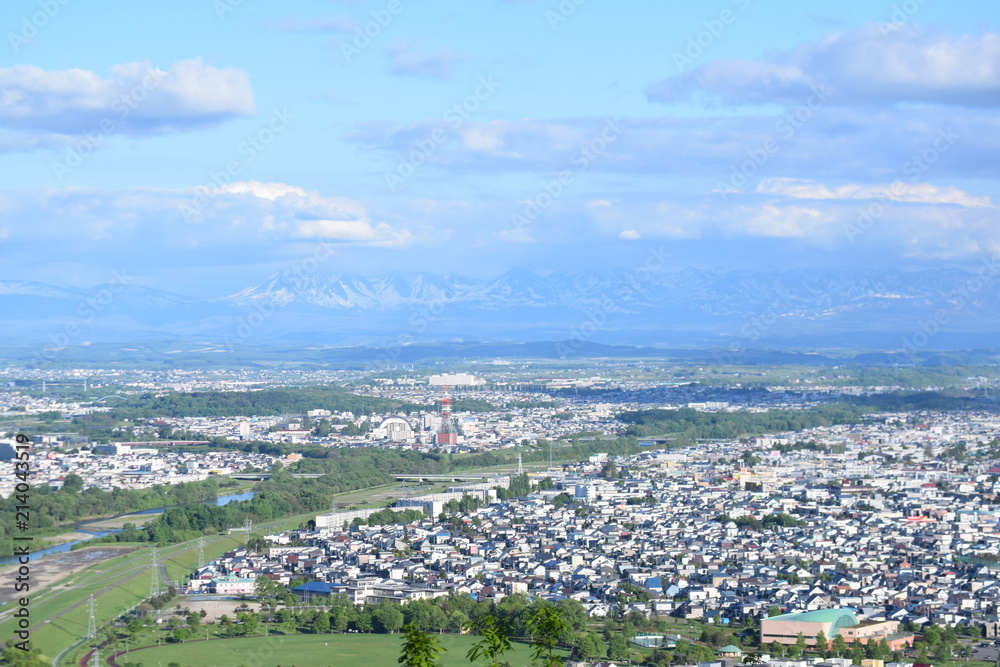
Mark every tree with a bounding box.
[61,473,85,493]
[555,599,588,633]
[1,644,49,667]
[467,615,514,667]
[932,641,950,663]
[815,629,828,656]
[851,639,865,665]
[795,632,807,657]
[608,633,630,661]
[573,633,602,661]
[278,609,297,635]
[916,641,929,664]
[426,605,448,634]
[355,609,374,633]
[312,611,330,634]
[832,634,847,657]
[398,624,444,667]
[126,616,142,640]
[526,604,569,667]
[375,600,405,634]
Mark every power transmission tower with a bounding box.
[87,595,96,640]
[149,545,160,597]
[87,596,101,667]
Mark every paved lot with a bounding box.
[971,643,999,662]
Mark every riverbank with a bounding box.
[79,512,160,531]
[0,489,257,563]
[0,545,136,607]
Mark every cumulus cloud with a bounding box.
[0,59,255,135]
[578,180,999,260]
[387,43,465,80]
[0,181,413,250]
[650,24,1000,107]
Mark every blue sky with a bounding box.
[1,0,998,295]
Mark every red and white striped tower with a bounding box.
[435,385,458,445]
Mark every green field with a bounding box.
[119,633,568,667]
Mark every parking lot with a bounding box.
[970,642,998,662]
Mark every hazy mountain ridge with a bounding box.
[4,268,999,349]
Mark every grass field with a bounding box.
[123,633,568,667]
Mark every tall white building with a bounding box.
[428,373,484,386]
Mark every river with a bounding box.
[0,491,255,566]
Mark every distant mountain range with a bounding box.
[3,268,999,358]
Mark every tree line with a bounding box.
[83,385,427,420]
[0,475,228,557]
[617,404,871,442]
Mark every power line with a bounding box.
[149,545,160,598]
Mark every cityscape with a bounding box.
[3,365,1000,666]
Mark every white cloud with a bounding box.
[0,59,255,135]
[218,181,308,201]
[349,108,1000,184]
[387,43,464,80]
[0,182,414,249]
[619,229,641,240]
[756,178,993,207]
[650,24,1000,107]
[741,205,825,238]
[459,126,504,151]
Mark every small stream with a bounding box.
[0,491,255,566]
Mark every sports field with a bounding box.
[118,633,568,667]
